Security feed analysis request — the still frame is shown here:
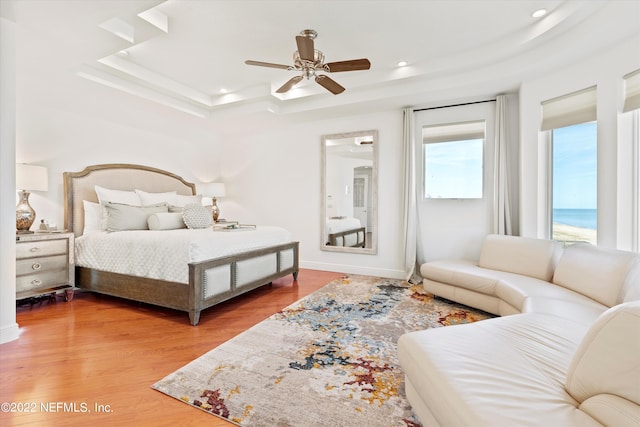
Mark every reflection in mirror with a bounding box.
[321,130,378,254]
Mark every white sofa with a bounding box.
[398,234,640,427]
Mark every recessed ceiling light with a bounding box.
[532,9,547,18]
[397,61,408,67]
[219,88,229,94]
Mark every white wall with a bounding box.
[15,103,224,229]
[1,15,19,344]
[218,111,406,278]
[520,34,640,248]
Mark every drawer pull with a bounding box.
[31,279,42,286]
[32,263,42,271]
[30,247,40,253]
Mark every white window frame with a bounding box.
[633,110,640,252]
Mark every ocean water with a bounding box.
[553,209,597,230]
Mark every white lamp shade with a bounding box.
[199,182,226,197]
[16,164,49,191]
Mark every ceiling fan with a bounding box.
[245,29,371,95]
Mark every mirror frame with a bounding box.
[321,129,378,254]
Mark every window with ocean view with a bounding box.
[551,121,597,245]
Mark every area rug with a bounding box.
[152,275,493,426]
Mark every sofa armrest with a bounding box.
[565,301,640,412]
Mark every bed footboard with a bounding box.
[76,242,299,326]
[328,227,366,248]
[188,241,299,325]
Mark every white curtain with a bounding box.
[493,95,513,235]
[402,107,420,282]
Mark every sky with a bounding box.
[552,122,597,210]
[424,139,483,199]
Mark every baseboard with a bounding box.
[0,322,20,344]
[300,261,406,280]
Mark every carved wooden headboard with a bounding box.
[63,164,196,236]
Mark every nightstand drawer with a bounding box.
[16,239,67,259]
[16,269,69,293]
[16,254,68,276]
[15,232,75,301]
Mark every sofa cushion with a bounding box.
[565,301,640,426]
[478,234,561,281]
[522,296,607,324]
[421,260,499,296]
[487,270,607,318]
[398,313,597,427]
[553,244,639,307]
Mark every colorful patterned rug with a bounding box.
[152,275,493,426]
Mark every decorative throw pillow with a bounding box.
[147,212,186,230]
[135,189,178,206]
[104,202,168,232]
[95,185,142,231]
[182,203,212,229]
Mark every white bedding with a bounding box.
[75,226,292,284]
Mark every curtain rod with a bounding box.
[413,99,496,112]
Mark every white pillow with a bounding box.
[135,189,178,206]
[174,194,203,207]
[182,203,212,229]
[147,212,186,230]
[83,200,102,234]
[95,185,141,206]
[95,185,141,230]
[104,202,168,232]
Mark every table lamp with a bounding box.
[199,182,226,222]
[16,164,49,233]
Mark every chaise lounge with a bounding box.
[398,234,640,426]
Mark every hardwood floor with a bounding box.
[0,269,343,427]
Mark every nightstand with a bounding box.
[16,232,75,301]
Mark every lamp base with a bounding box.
[16,190,36,233]
[212,197,220,223]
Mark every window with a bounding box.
[633,110,640,252]
[551,122,597,245]
[542,86,597,246]
[423,120,485,199]
[624,69,640,252]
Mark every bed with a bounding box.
[325,216,366,248]
[63,163,299,325]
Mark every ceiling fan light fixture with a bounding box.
[245,29,370,95]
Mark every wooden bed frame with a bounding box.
[63,164,299,325]
[327,227,366,248]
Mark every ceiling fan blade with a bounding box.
[315,75,345,95]
[325,58,371,72]
[245,60,292,70]
[276,75,303,93]
[296,35,315,61]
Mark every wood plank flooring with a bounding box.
[0,269,343,427]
